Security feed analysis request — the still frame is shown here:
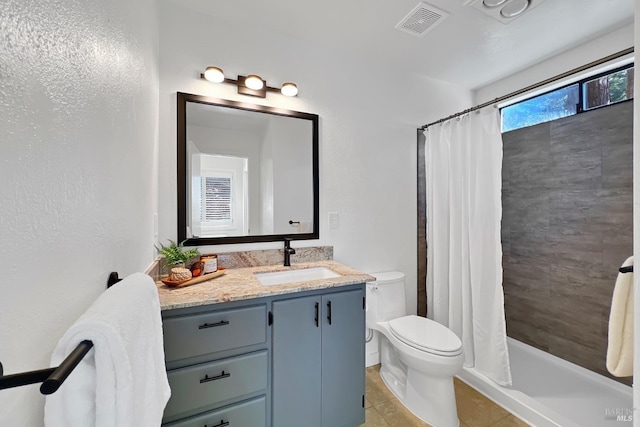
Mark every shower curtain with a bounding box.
[424,108,512,386]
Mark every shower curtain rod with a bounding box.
[419,47,634,131]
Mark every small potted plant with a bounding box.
[156,240,200,276]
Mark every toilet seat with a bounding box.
[389,315,463,357]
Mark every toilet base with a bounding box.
[408,367,459,427]
[380,367,459,427]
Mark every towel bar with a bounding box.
[1,272,120,394]
[108,271,122,287]
[619,265,633,274]
[0,340,93,394]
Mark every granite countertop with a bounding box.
[156,260,375,310]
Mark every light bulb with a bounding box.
[281,82,298,97]
[482,0,507,7]
[203,66,225,83]
[500,0,529,18]
[245,75,264,90]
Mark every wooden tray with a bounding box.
[162,268,226,288]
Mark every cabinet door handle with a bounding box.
[327,301,332,325]
[200,371,231,383]
[206,420,230,427]
[314,302,319,327]
[199,320,230,329]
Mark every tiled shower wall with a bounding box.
[501,101,633,385]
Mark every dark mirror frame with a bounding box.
[177,92,320,246]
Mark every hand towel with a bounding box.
[44,273,171,427]
[606,256,634,377]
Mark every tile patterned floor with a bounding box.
[361,365,530,427]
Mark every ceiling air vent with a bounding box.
[395,2,449,37]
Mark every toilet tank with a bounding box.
[368,271,406,323]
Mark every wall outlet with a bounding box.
[328,212,339,230]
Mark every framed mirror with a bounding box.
[177,92,319,245]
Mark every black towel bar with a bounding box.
[0,340,94,395]
[619,265,633,273]
[107,271,122,287]
[1,272,120,394]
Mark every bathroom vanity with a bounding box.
[157,261,373,427]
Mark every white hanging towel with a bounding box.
[44,273,171,427]
[606,256,634,377]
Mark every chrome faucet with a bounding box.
[283,238,296,266]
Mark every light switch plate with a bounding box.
[329,212,339,230]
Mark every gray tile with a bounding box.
[503,121,550,155]
[505,293,553,332]
[506,317,549,352]
[503,124,551,189]
[550,115,603,153]
[549,188,632,234]
[508,227,553,264]
[546,227,603,261]
[547,335,609,378]
[501,102,632,383]
[545,295,609,345]
[602,142,632,189]
[548,278,611,319]
[595,188,634,234]
[603,233,633,278]
[503,257,550,298]
[502,188,549,231]
[501,225,510,257]
[550,102,632,152]
[548,146,601,189]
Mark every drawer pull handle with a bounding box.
[314,302,319,327]
[206,420,230,427]
[200,371,231,383]
[199,320,230,329]
[327,300,332,325]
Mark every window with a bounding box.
[502,64,634,133]
[203,176,232,222]
[502,84,579,132]
[583,67,634,110]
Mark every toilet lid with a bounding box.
[389,315,463,356]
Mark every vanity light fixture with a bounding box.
[200,67,299,98]
[281,82,298,97]
[203,66,225,83]
[244,75,264,90]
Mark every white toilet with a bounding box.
[367,271,464,427]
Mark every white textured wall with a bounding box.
[0,0,159,425]
[158,1,472,315]
[474,23,634,103]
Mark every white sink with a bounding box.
[255,267,341,286]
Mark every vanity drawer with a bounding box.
[164,350,268,420]
[163,304,266,363]
[163,396,266,427]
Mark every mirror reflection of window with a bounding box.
[190,154,249,238]
[203,175,232,223]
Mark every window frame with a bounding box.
[501,63,634,133]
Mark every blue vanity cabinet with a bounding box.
[272,285,366,427]
[161,301,270,427]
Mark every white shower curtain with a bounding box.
[425,108,512,386]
